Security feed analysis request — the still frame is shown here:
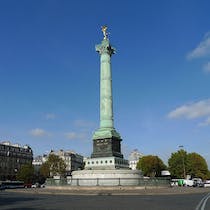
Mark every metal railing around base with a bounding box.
[46,177,170,187]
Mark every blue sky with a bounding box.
[1,0,210,168]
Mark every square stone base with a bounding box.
[85,156,129,170]
[91,137,123,158]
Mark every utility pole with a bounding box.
[179,145,186,179]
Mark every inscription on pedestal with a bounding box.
[91,137,123,158]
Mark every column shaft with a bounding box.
[100,53,114,128]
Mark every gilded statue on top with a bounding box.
[101,25,108,40]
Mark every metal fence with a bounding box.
[46,177,170,187]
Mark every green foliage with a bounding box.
[16,164,35,183]
[187,152,209,180]
[168,150,209,180]
[207,171,210,179]
[40,154,66,178]
[168,149,187,178]
[40,162,50,178]
[136,155,166,177]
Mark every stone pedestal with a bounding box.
[91,137,123,158]
[85,156,129,170]
[71,169,142,186]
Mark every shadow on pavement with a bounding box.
[0,192,43,209]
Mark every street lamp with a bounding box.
[178,145,186,179]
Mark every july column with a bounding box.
[96,38,115,129]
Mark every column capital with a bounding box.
[96,39,116,56]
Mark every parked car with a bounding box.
[40,184,45,188]
[31,183,40,188]
[0,184,5,190]
[183,179,194,187]
[170,180,178,187]
[24,183,32,188]
[192,178,203,187]
[204,180,210,187]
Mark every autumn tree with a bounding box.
[16,163,35,183]
[136,155,166,177]
[40,154,66,178]
[40,162,50,178]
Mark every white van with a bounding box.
[204,180,210,187]
[183,179,194,187]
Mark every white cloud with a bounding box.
[65,131,86,141]
[45,113,56,120]
[187,32,210,59]
[30,128,50,137]
[168,99,210,120]
[203,62,210,73]
[64,119,94,142]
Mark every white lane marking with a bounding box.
[201,193,210,210]
[195,193,210,210]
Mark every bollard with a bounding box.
[118,178,121,186]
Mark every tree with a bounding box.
[168,149,188,178]
[187,152,209,180]
[16,163,35,184]
[40,162,50,178]
[40,154,66,178]
[136,155,166,177]
[168,150,209,180]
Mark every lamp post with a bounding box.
[179,145,186,179]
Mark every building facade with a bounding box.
[128,149,143,170]
[49,150,84,175]
[0,141,33,180]
[32,154,47,172]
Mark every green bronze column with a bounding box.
[93,26,121,140]
[98,33,114,129]
[92,26,122,159]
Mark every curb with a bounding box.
[5,187,210,196]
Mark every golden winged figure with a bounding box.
[101,25,108,39]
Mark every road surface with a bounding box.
[0,189,210,210]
